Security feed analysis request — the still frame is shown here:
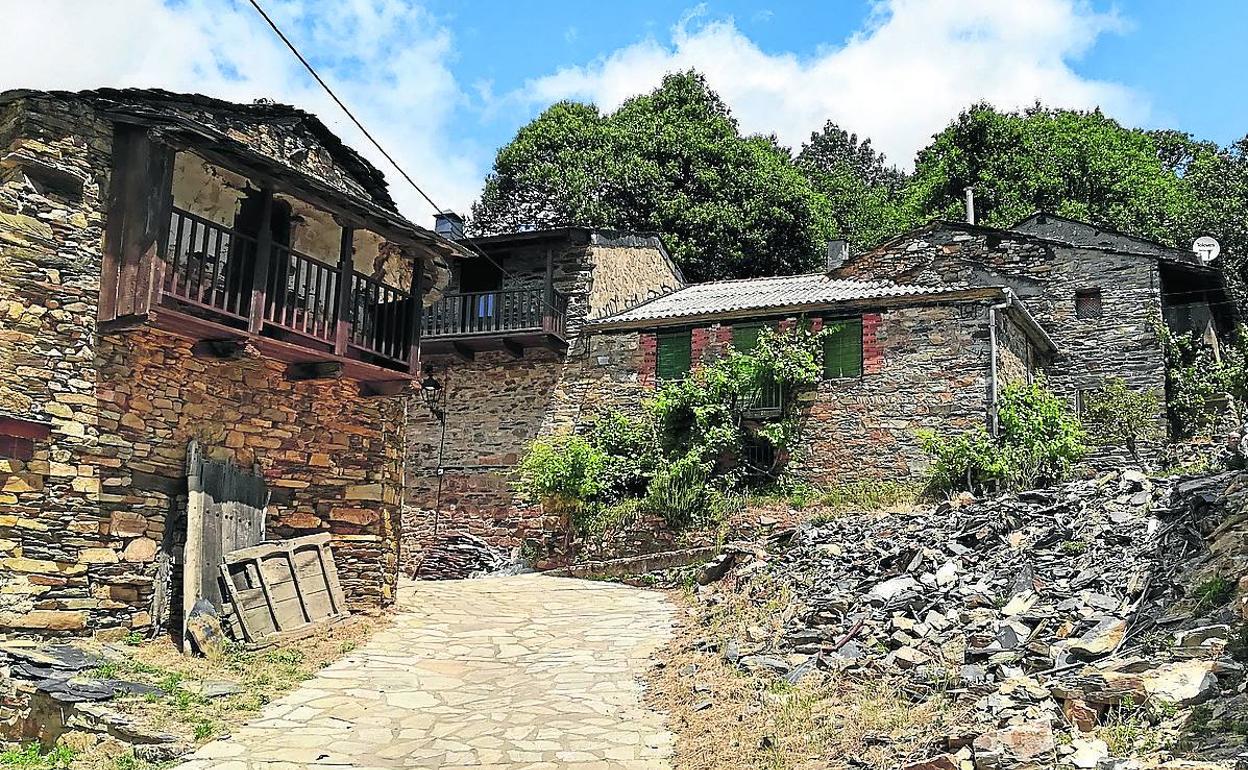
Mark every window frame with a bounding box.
[730,322,770,353]
[655,328,693,382]
[1075,288,1103,320]
[821,315,864,380]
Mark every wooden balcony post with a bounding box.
[247,188,275,333]
[333,225,355,356]
[543,247,555,332]
[407,260,424,374]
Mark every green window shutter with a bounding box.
[656,330,692,380]
[731,323,765,352]
[823,317,863,379]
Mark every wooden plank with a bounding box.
[100,126,173,322]
[334,226,354,356]
[182,440,205,653]
[248,189,274,332]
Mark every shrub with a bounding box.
[995,379,1086,486]
[515,433,607,513]
[1081,378,1164,463]
[919,379,1085,494]
[642,453,720,529]
[584,410,657,500]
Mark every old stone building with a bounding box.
[403,226,684,570]
[398,212,1234,572]
[831,214,1234,438]
[0,88,468,634]
[585,274,1054,485]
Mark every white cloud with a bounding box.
[519,0,1144,169]
[0,0,478,223]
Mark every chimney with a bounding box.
[826,239,849,271]
[964,186,976,225]
[434,211,465,240]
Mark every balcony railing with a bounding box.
[741,378,784,418]
[422,286,569,340]
[160,207,416,371]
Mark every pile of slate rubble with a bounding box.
[690,467,1248,770]
[408,531,521,580]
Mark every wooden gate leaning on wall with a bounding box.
[182,439,269,651]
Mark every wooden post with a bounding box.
[407,260,424,374]
[333,225,355,356]
[182,440,204,654]
[247,189,275,333]
[544,247,555,332]
[99,126,175,322]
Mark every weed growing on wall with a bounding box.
[1159,325,1248,437]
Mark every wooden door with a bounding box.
[182,440,269,650]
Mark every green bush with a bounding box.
[1160,325,1247,437]
[1081,377,1164,462]
[920,379,1086,494]
[515,433,607,512]
[515,324,829,539]
[584,410,658,500]
[996,378,1087,485]
[642,454,719,529]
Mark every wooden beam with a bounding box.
[190,338,251,359]
[451,342,474,362]
[98,313,151,334]
[539,335,569,354]
[502,339,525,359]
[333,226,355,356]
[100,126,175,322]
[286,361,343,382]
[360,380,411,397]
[248,188,275,333]
[407,260,424,374]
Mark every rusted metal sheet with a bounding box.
[183,440,269,651]
[218,533,348,647]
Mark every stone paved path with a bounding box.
[174,574,676,769]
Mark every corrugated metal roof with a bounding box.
[591,273,956,326]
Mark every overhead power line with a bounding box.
[245,0,560,313]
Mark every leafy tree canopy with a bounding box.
[471,71,836,280]
[473,73,1248,294]
[795,121,909,252]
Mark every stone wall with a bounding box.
[0,92,410,635]
[401,233,678,571]
[835,224,1169,435]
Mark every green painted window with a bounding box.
[823,317,863,379]
[731,323,767,352]
[656,330,692,381]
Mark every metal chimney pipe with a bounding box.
[964,186,976,225]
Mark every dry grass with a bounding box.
[37,615,387,770]
[648,579,969,770]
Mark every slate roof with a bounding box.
[590,273,958,327]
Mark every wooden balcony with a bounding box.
[131,206,419,387]
[420,286,570,360]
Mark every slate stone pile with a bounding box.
[408,532,520,580]
[694,468,1248,769]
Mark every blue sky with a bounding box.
[1,0,1244,221]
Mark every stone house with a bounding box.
[402,212,1234,572]
[0,88,469,634]
[830,213,1236,440]
[403,225,684,570]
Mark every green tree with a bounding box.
[902,103,1206,244]
[795,121,908,251]
[472,71,837,280]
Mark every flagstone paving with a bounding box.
[173,573,676,769]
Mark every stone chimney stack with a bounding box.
[826,239,849,272]
[434,211,465,240]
